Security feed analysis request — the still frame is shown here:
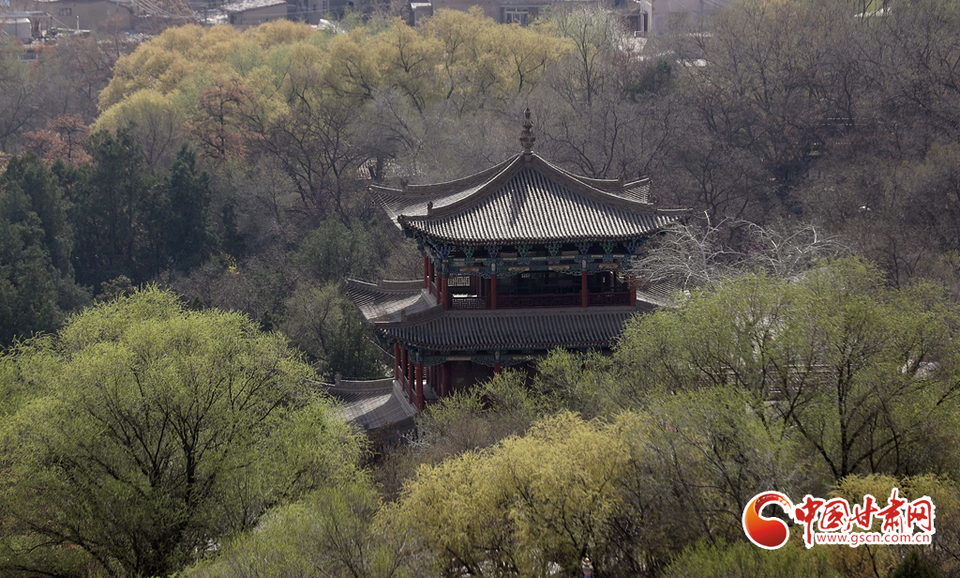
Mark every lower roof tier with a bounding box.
[377,305,654,352]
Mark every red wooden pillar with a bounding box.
[407,353,415,404]
[494,362,502,374]
[423,253,429,288]
[400,347,408,394]
[393,342,400,380]
[441,273,449,310]
[415,360,424,412]
[490,273,498,310]
[629,274,637,306]
[581,270,589,308]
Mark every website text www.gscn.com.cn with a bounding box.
[814,531,933,547]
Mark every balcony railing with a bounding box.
[497,294,581,308]
[448,291,631,310]
[450,296,487,310]
[588,292,631,306]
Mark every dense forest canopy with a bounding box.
[0,0,957,575]
[0,0,956,350]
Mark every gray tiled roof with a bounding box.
[323,379,417,431]
[346,277,664,352]
[371,153,689,244]
[375,306,653,351]
[346,279,439,324]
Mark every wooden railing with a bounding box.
[448,291,631,309]
[496,294,581,308]
[451,296,487,310]
[588,292,631,306]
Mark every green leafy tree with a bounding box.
[613,258,960,479]
[0,288,364,577]
[290,216,389,283]
[0,212,60,344]
[281,282,385,379]
[613,388,808,575]
[182,475,407,578]
[325,306,387,380]
[93,88,187,170]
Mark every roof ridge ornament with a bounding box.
[519,108,536,155]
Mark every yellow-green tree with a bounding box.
[421,9,569,114]
[396,412,627,578]
[374,19,444,114]
[181,475,408,578]
[0,288,364,577]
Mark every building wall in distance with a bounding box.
[225,1,287,28]
[6,0,133,32]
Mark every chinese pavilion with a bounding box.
[347,111,689,412]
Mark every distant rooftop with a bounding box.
[221,0,285,12]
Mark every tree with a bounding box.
[663,539,835,578]
[396,412,628,578]
[94,89,187,170]
[69,128,153,286]
[540,5,626,107]
[414,370,553,462]
[830,474,960,578]
[422,8,512,115]
[98,24,238,111]
[0,288,364,577]
[281,282,385,379]
[187,77,253,162]
[671,0,844,197]
[613,258,960,479]
[21,115,93,167]
[530,8,676,182]
[633,218,846,292]
[0,153,89,345]
[613,388,808,575]
[162,146,218,271]
[375,19,444,115]
[0,38,45,153]
[181,475,408,578]
[34,34,131,124]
